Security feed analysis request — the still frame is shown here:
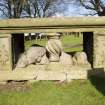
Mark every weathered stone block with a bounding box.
[46,62,64,71]
[67,70,88,81]
[36,71,66,81]
[93,32,105,68]
[0,34,12,71]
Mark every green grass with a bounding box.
[25,38,47,50]
[61,35,83,52]
[0,76,105,105]
[61,35,83,46]
[25,35,83,52]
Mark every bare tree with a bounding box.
[0,0,26,18]
[23,0,68,18]
[78,0,105,16]
[0,0,69,18]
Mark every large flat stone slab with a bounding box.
[0,64,92,81]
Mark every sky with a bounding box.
[67,4,89,16]
[52,3,95,17]
[65,3,97,17]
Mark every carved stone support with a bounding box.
[93,31,105,68]
[0,34,12,71]
[46,33,62,62]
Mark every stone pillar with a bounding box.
[45,33,64,71]
[93,32,105,68]
[0,34,12,71]
[46,33,62,62]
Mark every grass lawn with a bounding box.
[25,35,83,52]
[0,76,105,105]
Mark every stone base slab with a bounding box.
[0,63,94,82]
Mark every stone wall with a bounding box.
[93,32,105,68]
[0,34,12,71]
